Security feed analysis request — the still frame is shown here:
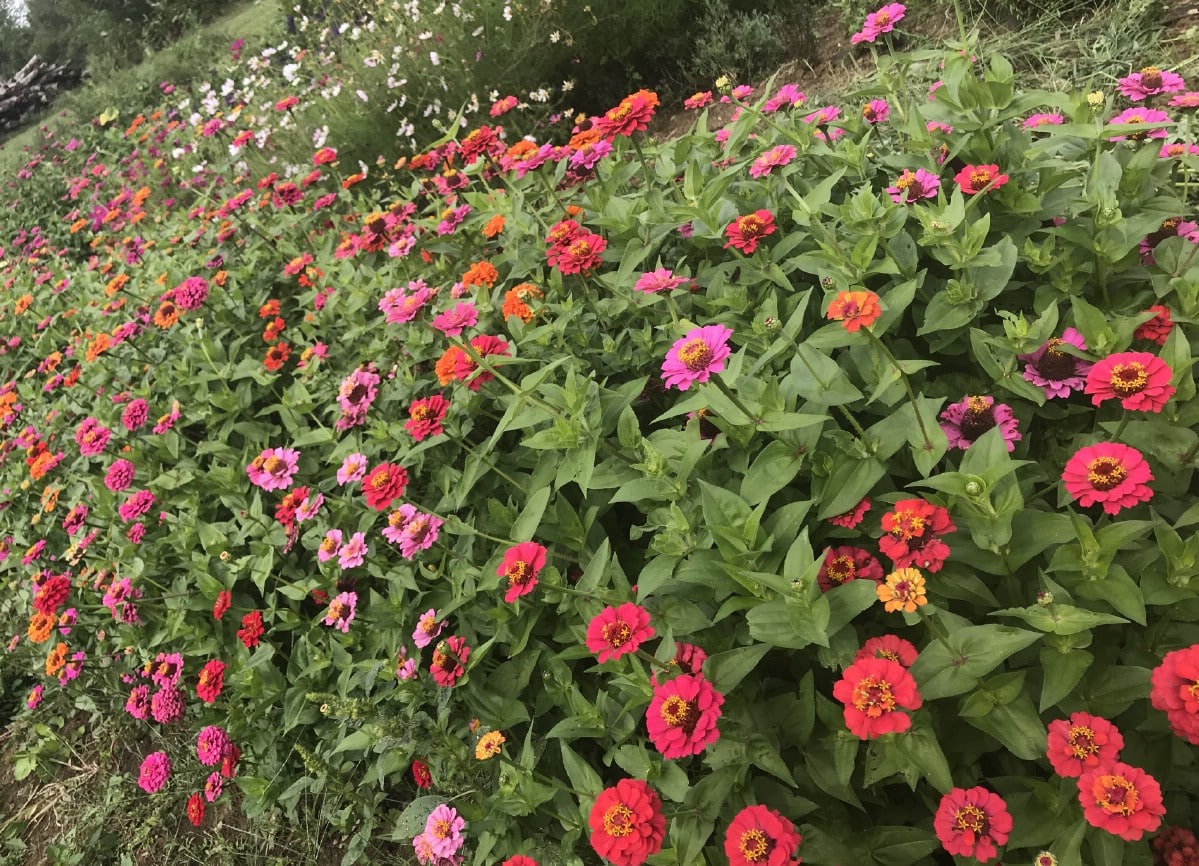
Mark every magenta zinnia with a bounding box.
[661,325,733,391]
[1084,351,1175,412]
[938,395,1021,452]
[1062,442,1154,515]
[646,674,723,759]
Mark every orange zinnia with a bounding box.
[45,642,69,677]
[502,283,541,323]
[462,261,499,288]
[877,568,928,613]
[27,611,55,643]
[482,214,506,238]
[827,290,882,332]
[153,301,179,329]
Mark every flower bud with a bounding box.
[762,316,780,332]
[1037,591,1054,607]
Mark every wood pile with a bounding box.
[0,56,80,133]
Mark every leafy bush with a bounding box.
[3,5,1199,866]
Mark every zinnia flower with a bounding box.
[419,804,467,859]
[138,751,172,793]
[1118,66,1186,101]
[588,779,666,866]
[854,635,918,667]
[337,533,368,569]
[646,674,723,758]
[1047,712,1124,778]
[595,89,658,138]
[634,268,689,293]
[887,168,940,204]
[246,447,300,491]
[877,568,928,613]
[1150,644,1199,744]
[1084,351,1175,411]
[661,325,733,391]
[862,99,890,123]
[826,290,881,332]
[724,804,803,866]
[475,731,506,760]
[498,541,547,603]
[196,659,226,703]
[412,759,433,788]
[724,210,776,254]
[1019,328,1093,399]
[817,545,884,591]
[934,787,1013,863]
[832,656,922,738]
[238,610,265,648]
[954,164,1010,194]
[586,603,654,663]
[851,2,905,44]
[430,636,470,687]
[196,725,232,765]
[1062,442,1154,515]
[828,497,870,528]
[412,609,446,649]
[1077,761,1165,841]
[1135,305,1174,345]
[323,591,358,632]
[939,395,1021,452]
[363,462,408,511]
[879,498,955,572]
[749,145,797,179]
[1108,107,1172,140]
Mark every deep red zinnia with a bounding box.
[237,610,264,648]
[588,779,666,866]
[817,545,885,591]
[498,541,548,603]
[196,659,227,704]
[405,395,450,441]
[363,462,409,510]
[934,786,1013,863]
[724,804,803,866]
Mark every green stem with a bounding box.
[863,328,933,453]
[541,579,619,604]
[1108,409,1130,443]
[1180,439,1199,465]
[950,0,969,43]
[630,136,656,198]
[777,326,831,391]
[837,405,871,446]
[710,377,760,426]
[916,606,959,658]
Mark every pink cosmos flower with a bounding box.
[138,751,171,793]
[323,591,358,633]
[1108,107,1172,141]
[886,168,940,204]
[1118,66,1186,101]
[939,395,1021,452]
[634,269,689,293]
[1062,442,1154,515]
[247,447,300,491]
[337,532,368,569]
[852,3,906,44]
[432,301,479,336]
[749,144,797,178]
[1020,328,1093,399]
[413,609,446,649]
[337,453,367,485]
[661,325,733,391]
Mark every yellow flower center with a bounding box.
[1086,457,1127,491]
[1068,725,1098,758]
[603,803,635,837]
[677,338,714,372]
[852,677,896,717]
[954,804,986,834]
[603,621,632,648]
[827,556,856,584]
[740,829,771,862]
[1109,362,1148,395]
[1094,774,1139,816]
[507,561,531,587]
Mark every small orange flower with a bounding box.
[153,301,179,329]
[827,290,882,332]
[482,214,506,238]
[105,274,129,297]
[45,642,69,677]
[436,346,468,385]
[14,294,33,315]
[877,568,928,613]
[27,611,55,643]
[475,731,506,760]
[502,283,542,322]
[462,261,499,288]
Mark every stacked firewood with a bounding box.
[0,56,80,133]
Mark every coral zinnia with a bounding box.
[586,603,654,663]
[363,462,408,511]
[832,656,922,739]
[498,541,547,603]
[588,779,665,866]
[826,290,882,332]
[595,90,658,139]
[724,210,776,254]
[724,804,803,866]
[1134,305,1174,346]
[854,634,919,668]
[938,395,1021,452]
[646,674,723,759]
[953,164,1010,194]
[1077,761,1165,841]
[879,498,955,572]
[1046,711,1124,778]
[661,325,733,391]
[1150,644,1199,744]
[430,635,471,687]
[934,786,1012,863]
[1085,351,1175,412]
[1062,442,1154,515]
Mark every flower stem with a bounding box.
[1108,409,1130,443]
[630,136,656,196]
[864,328,933,453]
[710,377,759,426]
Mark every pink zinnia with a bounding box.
[383,505,443,559]
[862,99,890,123]
[1084,351,1175,412]
[646,674,723,759]
[337,532,368,569]
[938,395,1021,452]
[1118,66,1186,101]
[851,3,906,44]
[497,541,548,603]
[661,325,733,391]
[247,447,300,491]
[1019,328,1093,399]
[150,685,185,724]
[75,418,112,456]
[634,268,689,293]
[138,751,172,793]
[586,603,654,663]
[337,453,367,485]
[1062,442,1154,515]
[1108,107,1172,141]
[1024,112,1064,129]
[749,144,797,178]
[118,489,156,522]
[887,168,940,204]
[412,609,445,649]
[379,280,435,324]
[431,301,478,337]
[1169,91,1199,108]
[1046,712,1124,778]
[317,529,343,562]
[420,804,466,859]
[683,91,713,110]
[196,725,232,765]
[323,591,358,632]
[121,398,149,431]
[762,84,805,113]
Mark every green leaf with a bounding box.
[510,485,551,542]
[669,815,715,866]
[910,625,1041,700]
[868,827,940,866]
[740,440,805,505]
[705,644,771,694]
[963,691,1048,760]
[1040,648,1093,711]
[391,796,443,840]
[559,743,603,798]
[817,457,886,519]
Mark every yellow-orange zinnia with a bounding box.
[877,568,928,613]
[826,290,882,332]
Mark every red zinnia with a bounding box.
[549,231,607,275]
[586,603,655,663]
[934,787,1013,863]
[588,779,666,866]
[237,610,264,648]
[498,541,548,603]
[1062,442,1154,515]
[1046,711,1124,778]
[832,656,922,739]
[363,462,408,511]
[187,792,205,827]
[411,759,433,789]
[1077,761,1165,841]
[724,210,777,255]
[1134,305,1174,346]
[502,858,538,866]
[405,395,449,441]
[817,545,885,591]
[853,635,919,668]
[595,90,658,139]
[430,635,471,687]
[213,590,231,620]
[1150,644,1199,744]
[196,659,227,704]
[645,674,723,759]
[953,164,1010,194]
[828,497,870,528]
[724,804,803,866]
[878,498,956,572]
[1084,351,1175,412]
